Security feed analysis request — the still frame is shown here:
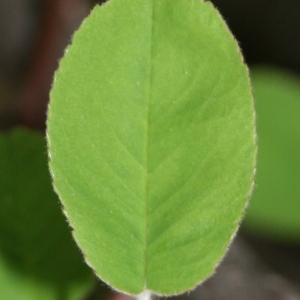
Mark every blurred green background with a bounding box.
[244,68,300,242]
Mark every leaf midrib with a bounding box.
[143,0,155,290]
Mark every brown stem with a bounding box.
[104,293,135,300]
[18,0,89,130]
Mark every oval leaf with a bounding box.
[47,0,256,296]
[0,128,95,300]
[244,67,300,242]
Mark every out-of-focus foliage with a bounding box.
[0,128,96,300]
[244,67,300,242]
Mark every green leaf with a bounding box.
[243,67,300,242]
[47,0,256,296]
[0,128,95,300]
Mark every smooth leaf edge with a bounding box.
[46,0,257,296]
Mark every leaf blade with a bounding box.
[48,0,256,295]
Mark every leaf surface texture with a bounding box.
[48,0,256,295]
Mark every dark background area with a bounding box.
[1,0,300,128]
[0,0,299,299]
